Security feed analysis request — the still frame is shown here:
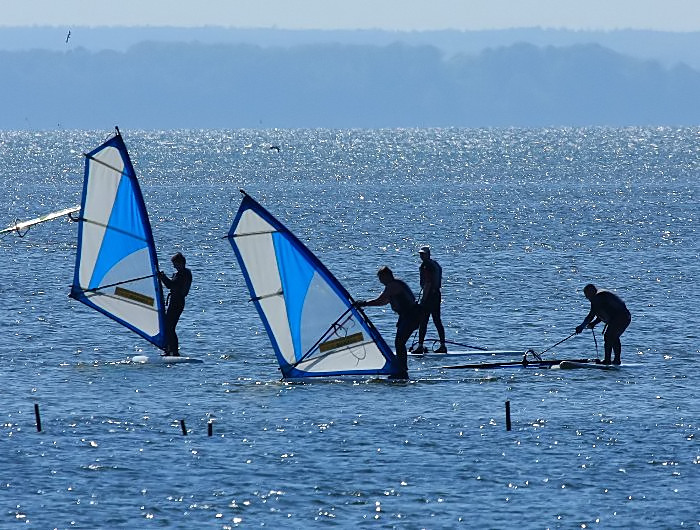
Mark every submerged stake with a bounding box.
[180,419,187,436]
[208,421,213,437]
[34,403,42,432]
[505,401,511,431]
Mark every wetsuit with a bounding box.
[579,290,631,364]
[387,279,421,378]
[418,257,446,348]
[160,267,192,355]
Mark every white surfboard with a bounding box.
[409,349,525,357]
[1,205,79,235]
[131,355,203,364]
[556,360,621,370]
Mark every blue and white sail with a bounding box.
[70,129,166,350]
[228,191,401,379]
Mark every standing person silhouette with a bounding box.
[414,246,446,354]
[158,252,192,356]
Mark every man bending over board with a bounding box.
[355,266,422,379]
[575,283,631,365]
[158,252,192,356]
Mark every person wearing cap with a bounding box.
[414,246,447,354]
[158,252,193,356]
[355,266,421,379]
[575,283,631,365]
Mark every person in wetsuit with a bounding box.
[575,283,631,365]
[158,252,192,356]
[356,266,421,379]
[414,246,447,354]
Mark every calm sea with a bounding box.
[1,128,697,528]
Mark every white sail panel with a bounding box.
[233,211,294,360]
[70,130,166,349]
[228,192,400,378]
[78,145,122,290]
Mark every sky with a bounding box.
[3,0,700,32]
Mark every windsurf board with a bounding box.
[131,355,203,364]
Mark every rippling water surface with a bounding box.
[1,128,697,527]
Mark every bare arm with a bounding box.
[359,284,394,307]
[159,271,173,289]
[576,307,598,333]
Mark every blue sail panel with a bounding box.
[228,192,400,379]
[70,130,166,349]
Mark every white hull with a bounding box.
[556,361,620,370]
[409,349,525,357]
[131,355,203,364]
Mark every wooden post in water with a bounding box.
[34,403,42,432]
[207,421,213,437]
[180,419,187,436]
[505,401,511,431]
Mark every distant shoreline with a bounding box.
[3,28,700,129]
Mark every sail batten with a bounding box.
[81,217,151,242]
[228,191,400,379]
[70,130,166,349]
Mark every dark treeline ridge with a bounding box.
[4,26,700,68]
[3,40,700,129]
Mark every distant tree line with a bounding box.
[2,41,700,129]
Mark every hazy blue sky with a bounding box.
[3,0,700,31]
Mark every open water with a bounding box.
[0,128,698,528]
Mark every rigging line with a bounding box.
[444,339,489,351]
[417,338,489,351]
[293,306,355,366]
[536,331,577,357]
[290,338,375,370]
[591,327,599,360]
[0,217,30,237]
[74,274,156,294]
[409,338,489,352]
[354,302,394,357]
